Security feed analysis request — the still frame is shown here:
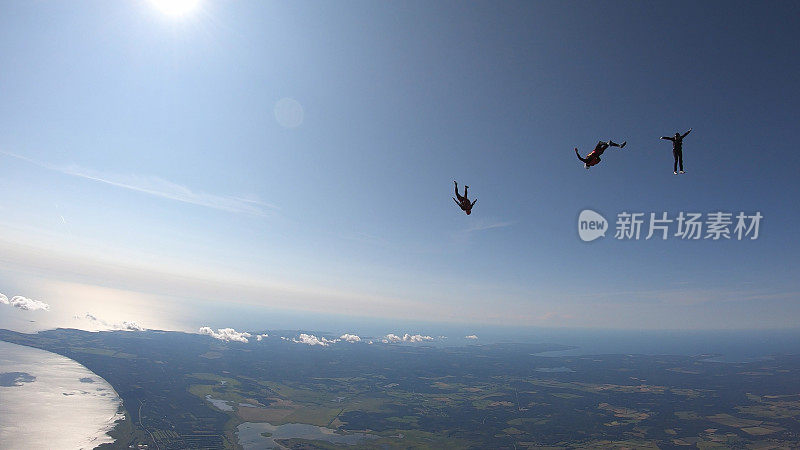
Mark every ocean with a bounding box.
[0,341,123,449]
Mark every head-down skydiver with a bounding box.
[453,181,477,215]
[661,128,692,174]
[575,140,627,169]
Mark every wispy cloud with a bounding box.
[451,218,515,243]
[462,220,515,234]
[1,151,276,216]
[450,218,515,247]
[465,334,478,340]
[0,293,50,311]
[80,312,147,331]
[538,311,574,321]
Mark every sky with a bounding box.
[0,0,799,334]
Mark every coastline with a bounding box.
[95,407,136,450]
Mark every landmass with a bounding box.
[1,328,799,449]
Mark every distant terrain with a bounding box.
[1,328,799,449]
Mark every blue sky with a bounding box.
[0,0,798,333]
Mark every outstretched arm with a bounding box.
[660,136,674,141]
[575,148,588,163]
[681,128,692,139]
[471,198,477,208]
[453,197,460,206]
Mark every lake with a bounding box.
[237,422,378,449]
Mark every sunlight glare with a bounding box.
[150,0,200,16]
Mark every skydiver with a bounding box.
[661,128,692,174]
[453,181,477,215]
[574,140,627,169]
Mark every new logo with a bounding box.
[578,209,608,242]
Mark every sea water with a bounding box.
[0,340,124,449]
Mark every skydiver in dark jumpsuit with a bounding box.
[453,181,477,215]
[661,128,692,174]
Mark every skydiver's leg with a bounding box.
[464,185,469,198]
[673,150,679,173]
[678,150,684,172]
[607,140,626,148]
[455,181,467,202]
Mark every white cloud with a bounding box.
[198,327,252,343]
[339,333,361,343]
[382,333,434,344]
[403,333,433,343]
[256,334,269,341]
[292,333,339,347]
[1,295,51,311]
[0,293,50,311]
[465,334,478,340]
[293,333,326,346]
[383,333,402,343]
[121,321,146,331]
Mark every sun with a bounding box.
[150,0,200,16]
